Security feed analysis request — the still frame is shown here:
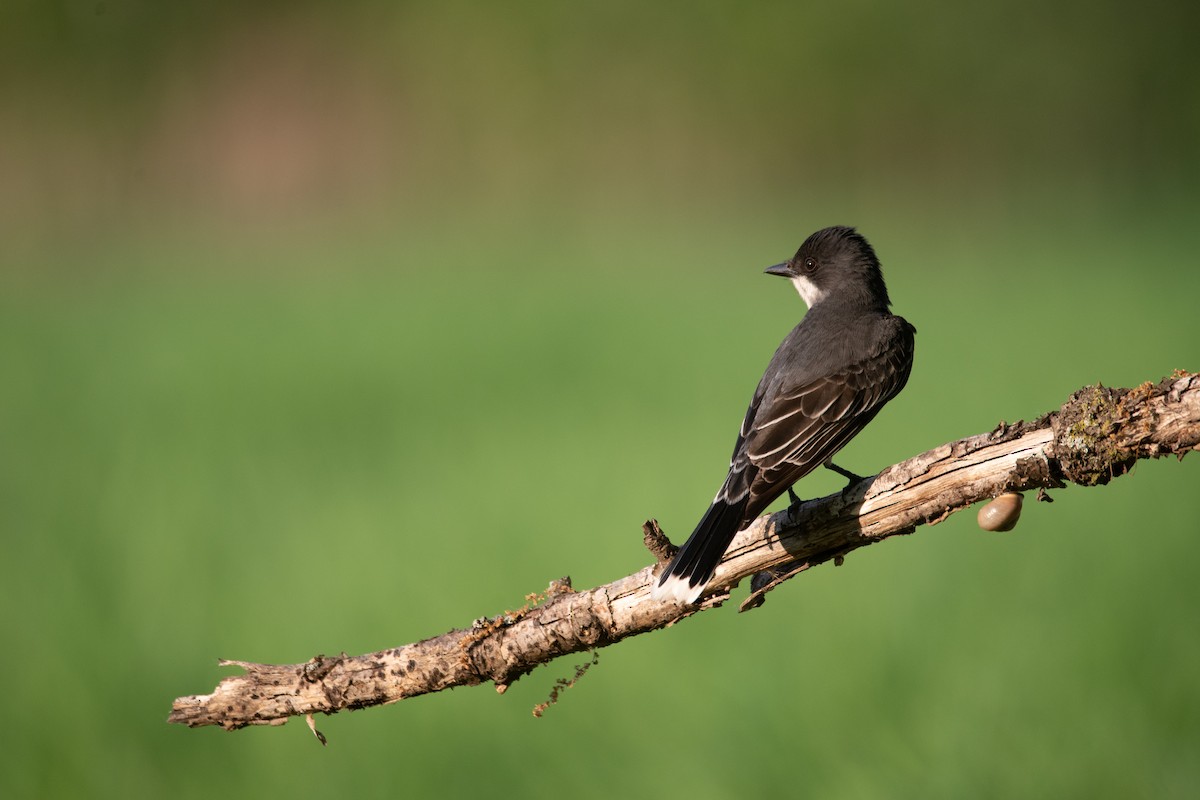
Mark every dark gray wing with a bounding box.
[727,317,915,523]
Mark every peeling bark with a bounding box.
[169,371,1200,732]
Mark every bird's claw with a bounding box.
[786,486,804,518]
[825,461,864,487]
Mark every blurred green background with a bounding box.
[3,1,1199,798]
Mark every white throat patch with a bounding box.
[790,275,827,308]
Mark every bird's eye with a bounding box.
[802,257,817,273]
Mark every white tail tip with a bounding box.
[651,574,704,605]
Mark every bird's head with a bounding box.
[765,226,891,311]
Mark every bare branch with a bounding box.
[168,372,1200,731]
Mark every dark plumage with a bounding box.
[653,226,916,604]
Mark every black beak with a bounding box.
[764,262,795,278]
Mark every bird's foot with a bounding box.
[824,461,865,488]
[786,486,804,519]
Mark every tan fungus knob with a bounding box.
[977,492,1023,531]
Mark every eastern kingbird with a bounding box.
[653,226,916,605]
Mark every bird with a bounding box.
[652,226,916,605]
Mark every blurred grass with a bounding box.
[3,209,1198,798]
[3,1,1200,797]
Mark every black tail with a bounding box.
[653,495,749,604]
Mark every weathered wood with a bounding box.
[169,372,1200,731]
